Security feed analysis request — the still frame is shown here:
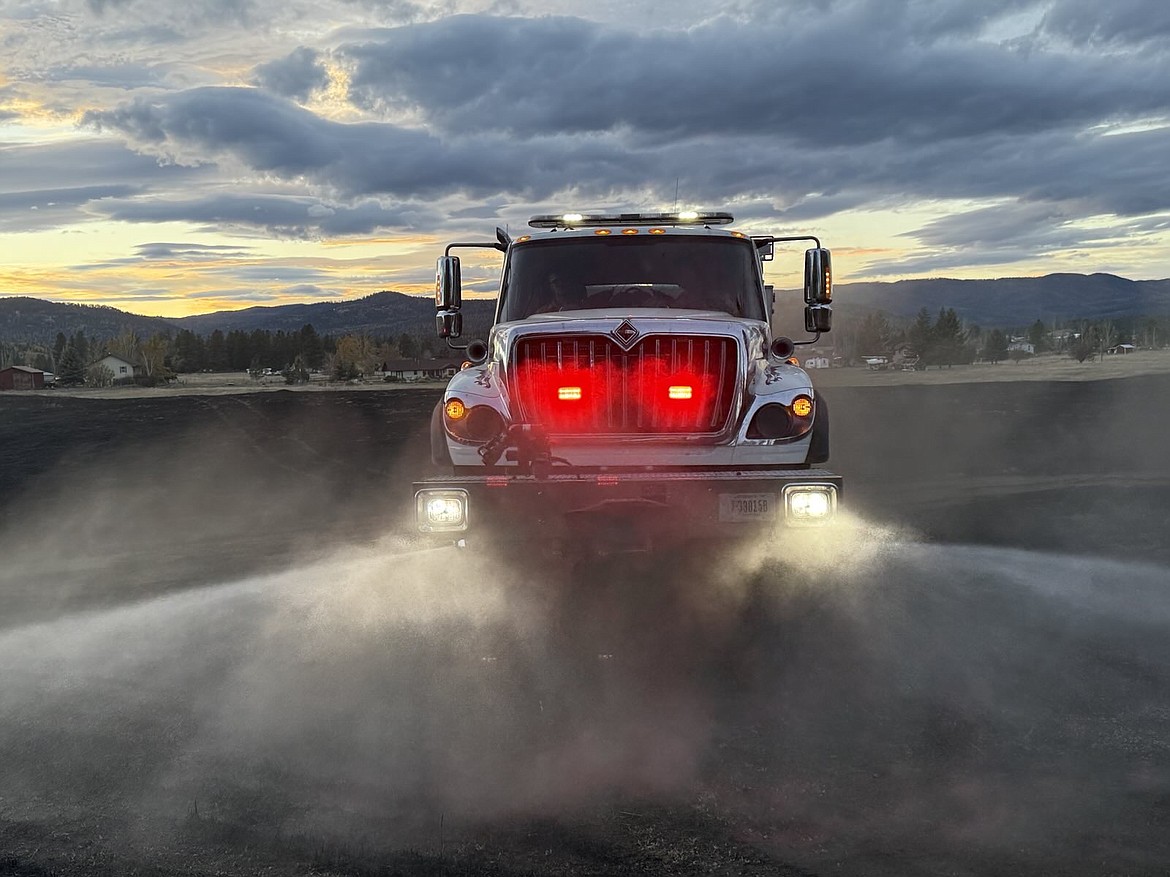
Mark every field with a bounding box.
[1,365,1169,876]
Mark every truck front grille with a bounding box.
[511,334,738,435]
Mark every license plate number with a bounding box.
[719,493,777,522]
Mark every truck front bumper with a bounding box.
[414,469,842,549]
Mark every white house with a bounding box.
[96,354,136,380]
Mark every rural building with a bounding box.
[1008,339,1036,356]
[1108,343,1137,354]
[0,365,46,390]
[96,354,137,380]
[381,358,460,382]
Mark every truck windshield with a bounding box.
[499,236,765,322]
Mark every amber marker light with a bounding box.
[649,228,666,235]
[668,385,693,400]
[594,229,612,236]
[445,398,467,420]
[731,231,746,238]
[621,228,639,235]
[515,235,531,242]
[791,396,813,418]
[558,386,583,401]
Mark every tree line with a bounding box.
[4,309,1167,384]
[840,308,1168,368]
[0,325,453,386]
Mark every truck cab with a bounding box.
[414,211,840,550]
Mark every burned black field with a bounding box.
[2,377,1170,876]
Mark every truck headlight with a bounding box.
[416,489,469,532]
[783,484,837,525]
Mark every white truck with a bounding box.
[414,211,841,552]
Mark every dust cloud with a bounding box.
[2,379,1170,873]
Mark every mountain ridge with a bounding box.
[3,274,1169,345]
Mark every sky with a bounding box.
[2,0,1170,318]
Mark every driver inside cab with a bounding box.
[534,273,585,313]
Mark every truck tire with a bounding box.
[430,401,453,468]
[806,393,830,464]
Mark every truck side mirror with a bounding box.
[437,310,463,339]
[435,256,462,311]
[805,305,832,334]
[804,248,832,305]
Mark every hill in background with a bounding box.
[839,273,1170,325]
[3,274,1169,345]
[0,292,497,345]
[0,298,176,345]
[172,291,497,337]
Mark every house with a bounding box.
[1108,343,1137,355]
[1007,338,1036,356]
[0,365,46,390]
[380,358,461,382]
[96,354,136,380]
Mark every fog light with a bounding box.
[416,489,469,532]
[783,484,837,525]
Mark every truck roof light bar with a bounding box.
[528,211,734,229]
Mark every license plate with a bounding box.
[719,492,777,522]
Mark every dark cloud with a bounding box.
[81,86,662,201]
[11,1,1170,281]
[79,77,1170,278]
[0,185,141,231]
[0,138,210,231]
[92,189,442,237]
[336,12,1170,149]
[252,47,329,101]
[134,242,256,260]
[0,139,208,194]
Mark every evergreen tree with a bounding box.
[855,312,894,357]
[282,354,311,385]
[206,329,229,371]
[173,329,206,372]
[299,324,325,370]
[271,330,296,369]
[53,332,68,369]
[983,329,1009,363]
[397,332,420,359]
[70,331,91,367]
[933,307,967,367]
[57,341,87,385]
[908,307,935,366]
[1027,319,1048,353]
[226,330,250,370]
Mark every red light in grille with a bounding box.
[513,337,736,434]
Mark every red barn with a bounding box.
[0,365,46,390]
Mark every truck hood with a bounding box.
[491,309,770,356]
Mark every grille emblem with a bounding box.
[611,319,640,349]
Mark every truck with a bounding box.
[413,211,841,555]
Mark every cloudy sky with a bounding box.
[2,0,1169,317]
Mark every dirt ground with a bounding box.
[1,369,1169,876]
